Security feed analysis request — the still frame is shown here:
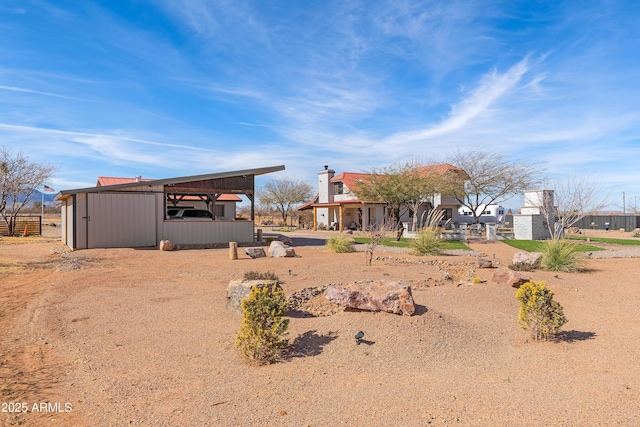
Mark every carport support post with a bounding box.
[229,242,238,260]
[313,206,317,231]
[256,228,263,242]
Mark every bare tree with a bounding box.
[258,177,313,224]
[447,150,542,224]
[0,146,56,235]
[538,175,608,238]
[364,222,391,266]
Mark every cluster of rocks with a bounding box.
[245,241,296,259]
[492,252,541,288]
[287,286,344,317]
[227,280,416,317]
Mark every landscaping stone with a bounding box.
[268,241,296,258]
[226,279,282,314]
[245,248,266,259]
[159,240,175,251]
[492,269,531,288]
[512,251,542,267]
[325,280,415,316]
[476,257,494,268]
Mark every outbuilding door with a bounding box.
[87,193,156,248]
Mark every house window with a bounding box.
[333,182,344,195]
[443,208,452,220]
[484,210,491,215]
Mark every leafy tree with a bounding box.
[351,161,441,230]
[258,177,312,224]
[447,150,542,225]
[0,147,56,235]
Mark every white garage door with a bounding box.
[87,193,157,248]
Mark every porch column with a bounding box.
[363,206,369,231]
[339,205,344,232]
[313,206,317,231]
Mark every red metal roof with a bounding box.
[330,172,371,190]
[97,176,154,186]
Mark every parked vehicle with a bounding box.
[167,208,213,220]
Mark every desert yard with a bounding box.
[1,228,640,426]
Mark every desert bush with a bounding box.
[632,229,640,238]
[235,284,289,365]
[412,209,445,255]
[243,270,280,282]
[325,235,355,253]
[540,238,583,272]
[472,277,482,284]
[516,280,567,341]
[508,260,540,271]
[411,228,442,255]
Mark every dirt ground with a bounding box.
[1,227,640,426]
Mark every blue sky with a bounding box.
[1,1,639,209]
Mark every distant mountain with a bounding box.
[5,190,57,207]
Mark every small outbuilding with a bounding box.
[55,165,284,250]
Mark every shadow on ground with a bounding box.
[286,330,338,359]
[555,330,596,343]
[287,236,328,247]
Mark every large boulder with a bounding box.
[492,269,531,288]
[512,252,542,267]
[226,280,282,314]
[325,280,415,316]
[245,248,267,259]
[268,241,296,258]
[159,240,175,251]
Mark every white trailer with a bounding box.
[457,204,506,225]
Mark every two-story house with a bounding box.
[298,164,466,232]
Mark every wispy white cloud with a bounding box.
[0,123,214,151]
[0,85,93,101]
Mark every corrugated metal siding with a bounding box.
[61,199,68,245]
[76,194,88,249]
[87,193,156,248]
[161,220,254,244]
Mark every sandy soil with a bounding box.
[1,228,640,426]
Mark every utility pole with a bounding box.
[623,191,626,214]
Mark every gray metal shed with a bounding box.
[55,165,284,249]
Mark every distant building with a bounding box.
[513,190,554,240]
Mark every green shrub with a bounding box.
[243,270,280,281]
[411,228,442,255]
[516,281,567,341]
[325,235,355,253]
[235,284,289,365]
[540,238,583,272]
